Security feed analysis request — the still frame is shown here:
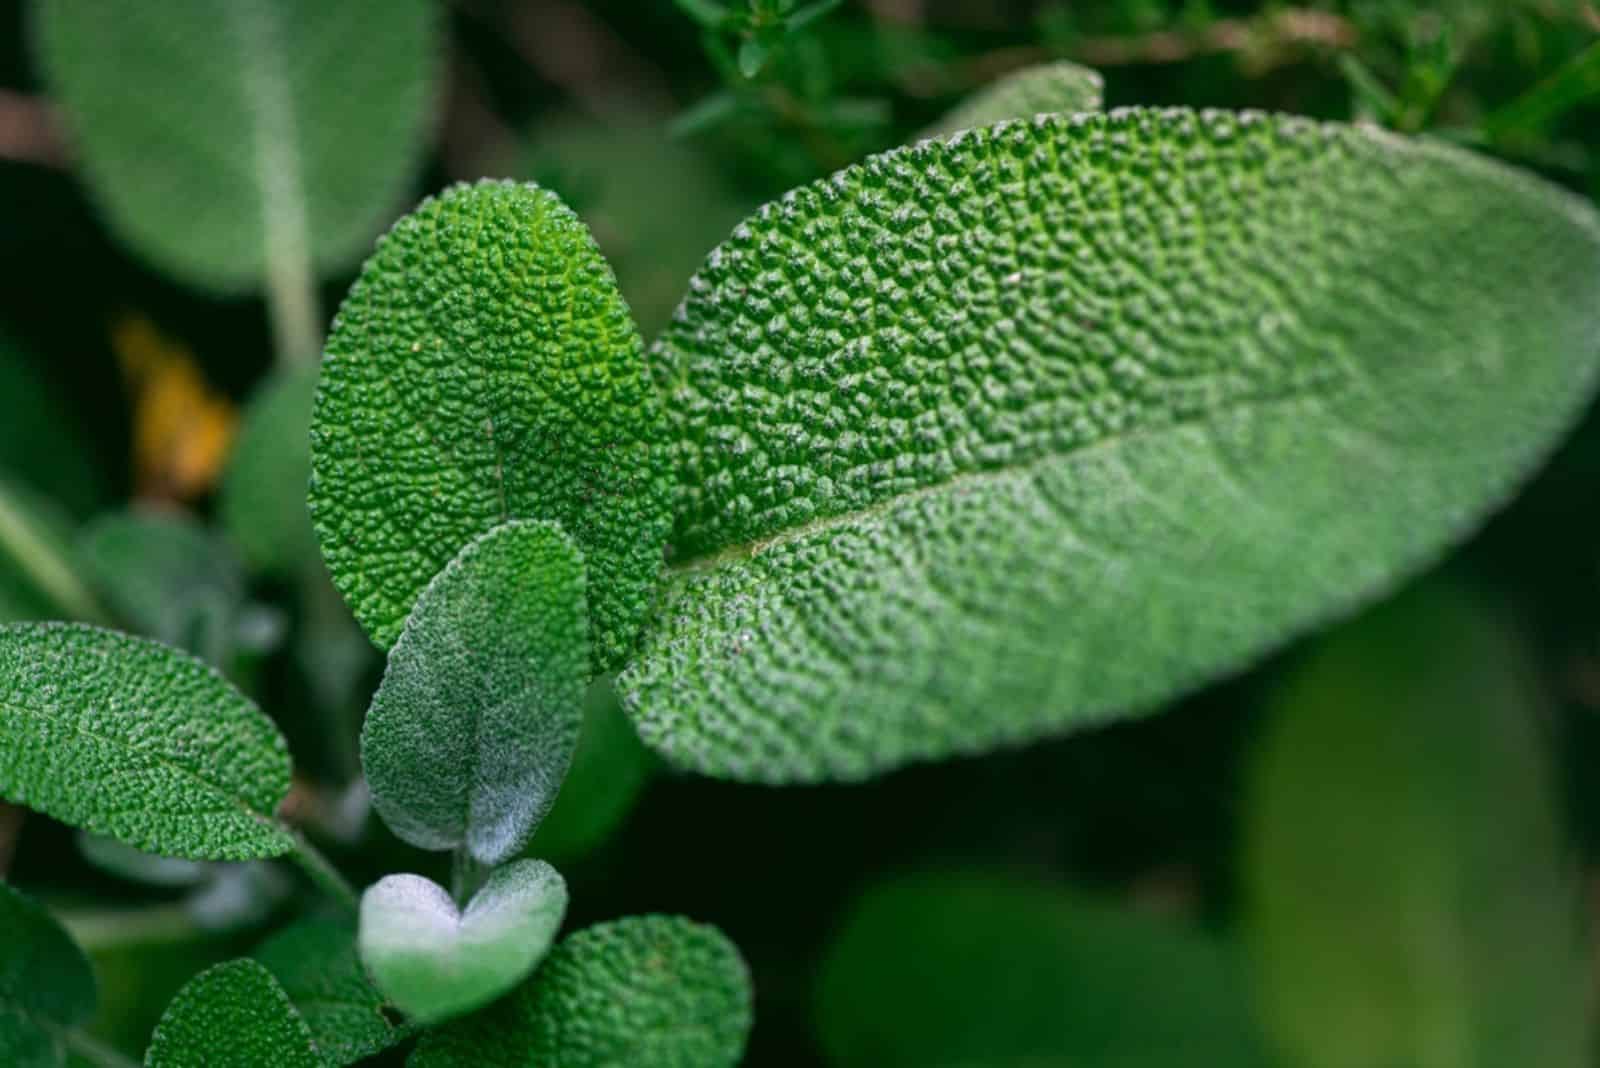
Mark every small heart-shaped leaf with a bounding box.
[359,859,568,1026]
[145,959,321,1067]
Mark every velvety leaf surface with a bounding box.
[0,882,96,1068]
[817,873,1269,1068]
[621,108,1600,782]
[0,623,294,859]
[255,918,409,1065]
[310,179,672,669]
[35,0,438,293]
[926,61,1104,137]
[361,521,588,863]
[410,915,752,1067]
[222,365,320,578]
[360,860,568,1026]
[1244,584,1593,1068]
[144,959,321,1067]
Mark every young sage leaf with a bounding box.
[310,180,672,670]
[0,622,294,860]
[361,521,588,864]
[359,860,568,1026]
[411,915,752,1068]
[925,60,1105,138]
[255,918,410,1066]
[145,959,321,1067]
[621,109,1600,783]
[34,0,439,295]
[0,882,96,1068]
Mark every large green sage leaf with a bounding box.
[145,959,321,1067]
[621,109,1600,782]
[361,521,588,864]
[35,0,438,294]
[411,915,752,1067]
[1244,584,1592,1068]
[926,61,1104,138]
[0,882,96,1068]
[310,180,672,669]
[0,623,294,859]
[255,918,409,1066]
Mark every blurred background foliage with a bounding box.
[1,0,1599,1064]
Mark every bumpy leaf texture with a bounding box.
[1245,584,1592,1068]
[362,521,588,863]
[311,180,672,670]
[619,108,1600,782]
[145,959,322,1067]
[222,365,321,578]
[255,919,410,1066]
[926,61,1105,138]
[411,915,752,1068]
[0,623,293,859]
[0,882,96,1068]
[35,0,438,292]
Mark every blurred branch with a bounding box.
[0,90,70,169]
[866,0,924,25]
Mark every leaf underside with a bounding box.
[255,919,409,1066]
[925,60,1105,138]
[0,622,293,859]
[619,107,1600,783]
[0,882,96,1068]
[145,960,322,1067]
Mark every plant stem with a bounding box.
[451,847,487,906]
[61,904,198,952]
[288,829,360,914]
[63,1028,140,1068]
[0,484,110,624]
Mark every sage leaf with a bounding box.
[359,860,568,1026]
[361,521,588,864]
[255,918,410,1065]
[0,622,294,860]
[222,365,321,578]
[621,109,1600,782]
[926,60,1105,138]
[310,180,672,670]
[1244,584,1593,1067]
[145,959,321,1067]
[0,882,96,1068]
[34,0,439,294]
[817,874,1269,1068]
[411,915,752,1068]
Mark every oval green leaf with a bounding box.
[1244,584,1593,1068]
[621,109,1600,782]
[0,622,294,859]
[35,0,439,293]
[0,882,96,1068]
[926,60,1105,138]
[255,918,410,1065]
[411,915,752,1068]
[361,521,588,864]
[359,860,568,1027]
[145,959,321,1068]
[310,179,672,670]
[222,365,321,578]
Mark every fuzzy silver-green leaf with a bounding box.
[145,959,321,1067]
[0,622,294,860]
[0,882,96,1068]
[620,108,1600,783]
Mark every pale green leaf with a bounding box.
[361,521,588,864]
[411,915,752,1068]
[1244,584,1593,1068]
[360,860,568,1027]
[925,61,1105,138]
[35,0,439,293]
[222,365,320,578]
[78,832,210,889]
[255,918,409,1065]
[817,874,1269,1068]
[0,622,294,860]
[621,109,1600,783]
[144,959,321,1067]
[310,180,672,670]
[0,479,94,625]
[0,882,96,1068]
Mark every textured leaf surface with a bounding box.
[362,521,588,863]
[0,882,96,1068]
[411,915,752,1068]
[621,108,1600,782]
[255,918,409,1065]
[222,365,320,577]
[1245,585,1592,1068]
[0,623,294,859]
[817,874,1268,1068]
[926,61,1104,137]
[35,0,438,292]
[360,860,568,1026]
[145,959,321,1067]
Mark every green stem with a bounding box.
[451,847,487,907]
[288,829,359,914]
[63,1028,139,1068]
[1483,39,1600,144]
[0,485,110,624]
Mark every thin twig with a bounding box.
[288,829,360,915]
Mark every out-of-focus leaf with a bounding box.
[78,832,210,890]
[924,61,1105,138]
[0,881,96,1068]
[817,873,1270,1068]
[0,479,99,625]
[255,918,409,1065]
[144,959,321,1067]
[222,364,320,578]
[112,317,236,502]
[1244,583,1593,1068]
[35,0,439,294]
[0,334,103,518]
